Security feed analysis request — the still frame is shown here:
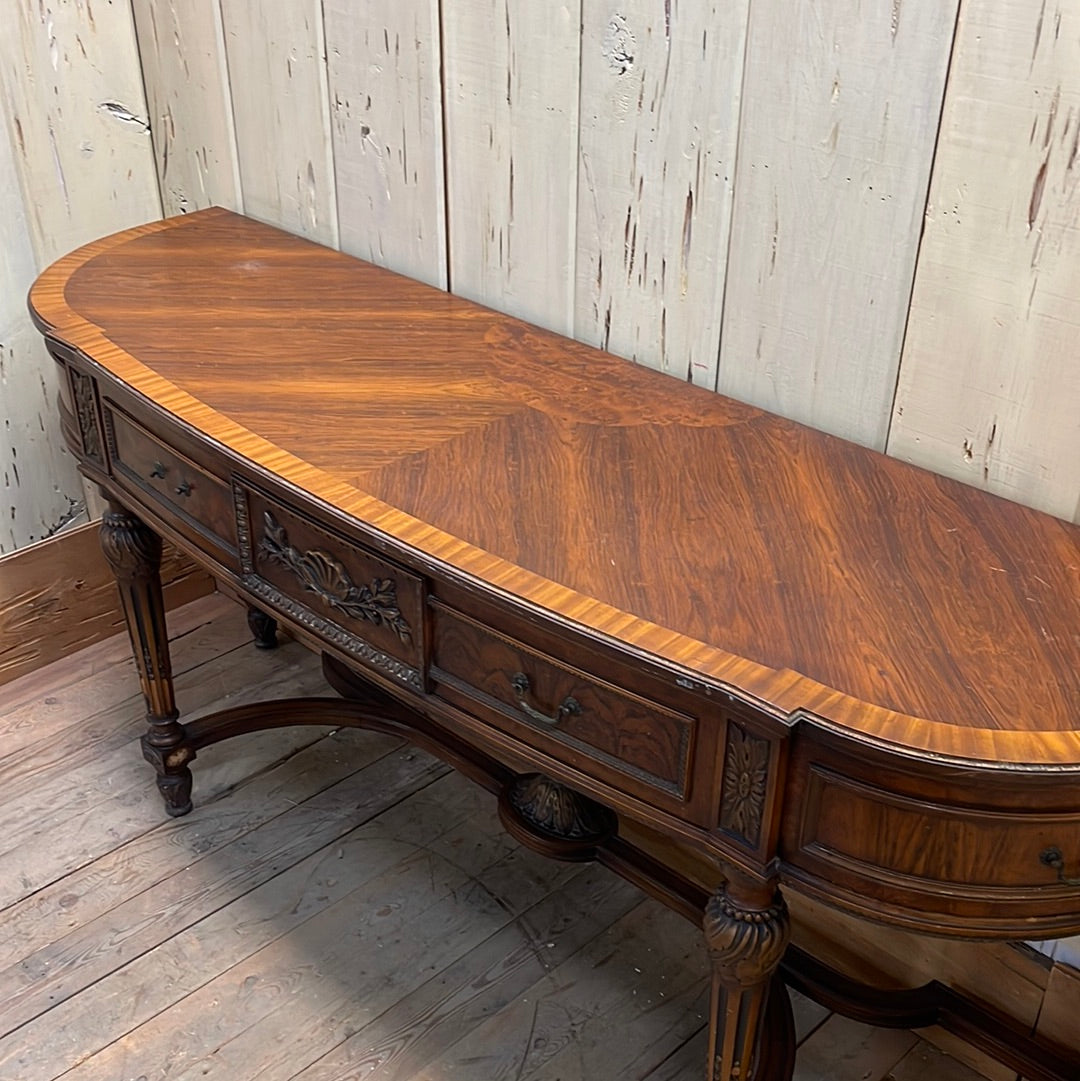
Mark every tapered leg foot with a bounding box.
[100,500,195,816]
[703,878,792,1081]
[247,606,279,649]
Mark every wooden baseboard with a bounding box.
[0,519,214,687]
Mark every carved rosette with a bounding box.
[703,888,791,991]
[257,511,413,643]
[506,774,617,841]
[719,723,770,845]
[71,369,102,462]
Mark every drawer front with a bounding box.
[431,605,694,798]
[105,404,237,556]
[238,485,425,690]
[782,731,1080,933]
[796,765,1080,894]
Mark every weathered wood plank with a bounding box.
[325,0,446,288]
[153,814,582,1081]
[0,727,400,972]
[890,1042,999,1081]
[1035,962,1080,1060]
[574,0,749,387]
[0,632,330,821]
[0,0,160,529]
[408,900,709,1081]
[0,635,247,805]
[888,0,1080,520]
[0,520,213,688]
[0,593,237,739]
[636,989,835,1081]
[0,0,162,265]
[0,738,442,1039]
[717,0,959,447]
[0,96,82,552]
[28,781,551,1081]
[0,646,334,907]
[442,0,579,330]
[794,1015,918,1081]
[131,0,242,215]
[291,864,642,1081]
[219,0,337,245]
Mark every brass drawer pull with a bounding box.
[149,461,167,479]
[1040,846,1080,886]
[510,672,581,726]
[174,480,193,497]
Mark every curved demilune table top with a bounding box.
[28,208,1080,769]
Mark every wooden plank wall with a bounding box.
[3,0,1077,554]
[0,0,162,551]
[3,0,1079,548]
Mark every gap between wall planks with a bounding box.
[888,0,1080,522]
[0,519,214,689]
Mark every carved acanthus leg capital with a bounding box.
[704,889,791,989]
[100,500,193,817]
[703,882,792,1081]
[100,503,164,583]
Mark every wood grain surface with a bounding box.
[29,209,1080,767]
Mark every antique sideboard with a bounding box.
[29,209,1080,1080]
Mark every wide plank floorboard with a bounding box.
[0,595,1006,1081]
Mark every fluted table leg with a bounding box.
[703,877,792,1081]
[100,500,194,816]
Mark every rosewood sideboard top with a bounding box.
[28,208,1080,1080]
[32,209,1079,757]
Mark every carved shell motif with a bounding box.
[257,512,412,643]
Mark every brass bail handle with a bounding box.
[1040,846,1080,887]
[510,672,582,726]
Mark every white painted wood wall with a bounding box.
[0,0,1077,966]
[0,0,1076,539]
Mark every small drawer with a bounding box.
[431,604,694,799]
[238,486,425,690]
[105,405,237,556]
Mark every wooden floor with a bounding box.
[0,592,1000,1081]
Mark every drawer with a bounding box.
[237,486,425,690]
[104,404,237,557]
[782,730,1080,933]
[431,604,694,799]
